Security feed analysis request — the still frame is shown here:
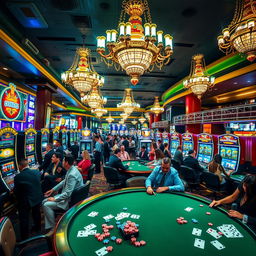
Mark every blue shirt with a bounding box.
[145,166,184,192]
[95,141,102,153]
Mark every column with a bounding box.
[77,116,82,129]
[185,93,201,134]
[149,113,154,129]
[154,114,161,123]
[35,87,52,130]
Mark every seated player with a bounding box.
[138,145,149,161]
[173,145,183,165]
[147,149,164,166]
[69,141,79,161]
[120,145,130,161]
[39,143,54,173]
[209,175,256,233]
[42,154,83,232]
[157,139,165,152]
[208,154,229,184]
[108,148,129,171]
[163,143,172,158]
[149,142,157,161]
[145,157,184,194]
[55,139,64,161]
[77,150,92,182]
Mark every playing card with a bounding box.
[84,223,96,231]
[103,214,114,220]
[130,214,140,219]
[95,247,108,256]
[192,228,202,236]
[206,228,221,239]
[184,207,193,212]
[77,230,88,237]
[217,224,243,238]
[115,212,130,220]
[194,238,205,249]
[88,211,99,217]
[211,240,225,250]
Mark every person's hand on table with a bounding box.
[47,197,56,202]
[228,210,243,219]
[209,200,221,208]
[156,186,169,193]
[146,186,154,195]
[127,162,130,166]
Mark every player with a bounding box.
[145,157,184,194]
[209,174,256,232]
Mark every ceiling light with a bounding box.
[150,96,164,115]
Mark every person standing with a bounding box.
[163,143,172,158]
[55,139,64,161]
[69,141,80,161]
[77,150,92,182]
[14,159,43,240]
[103,137,111,163]
[122,136,129,152]
[94,135,102,174]
[157,139,165,152]
[173,146,183,165]
[39,143,54,173]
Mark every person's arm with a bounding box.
[168,171,185,191]
[52,179,65,193]
[116,158,128,170]
[209,188,240,207]
[145,168,158,188]
[126,152,130,160]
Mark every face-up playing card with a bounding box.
[211,240,225,250]
[77,229,97,237]
[206,228,222,239]
[184,207,193,212]
[194,238,205,249]
[130,214,140,219]
[192,228,202,236]
[95,246,108,256]
[88,211,99,217]
[103,214,114,220]
[84,223,97,231]
[217,224,243,238]
[115,212,131,220]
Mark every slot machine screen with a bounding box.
[197,144,213,164]
[0,133,15,160]
[26,134,35,154]
[27,155,36,166]
[80,142,92,153]
[1,161,17,190]
[220,146,237,171]
[182,142,193,156]
[70,133,74,145]
[171,140,179,156]
[26,144,35,154]
[62,133,67,149]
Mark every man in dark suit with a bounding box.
[103,137,111,163]
[69,141,79,161]
[138,145,149,160]
[14,158,43,240]
[39,143,54,173]
[55,139,64,160]
[157,139,165,152]
[173,145,183,165]
[183,150,205,178]
[122,136,129,152]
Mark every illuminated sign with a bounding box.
[0,83,27,122]
[198,133,212,143]
[182,133,193,141]
[219,134,239,146]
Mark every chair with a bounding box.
[103,166,125,189]
[200,172,226,199]
[180,165,201,191]
[171,159,181,173]
[126,176,147,187]
[0,217,52,256]
[86,164,95,182]
[69,180,91,207]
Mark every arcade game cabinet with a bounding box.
[139,128,152,152]
[182,133,194,157]
[170,132,181,156]
[60,129,68,150]
[197,133,214,168]
[80,128,93,154]
[36,128,50,165]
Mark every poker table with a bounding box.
[54,188,256,256]
[122,160,154,175]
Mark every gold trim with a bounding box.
[163,91,190,106]
[52,101,67,110]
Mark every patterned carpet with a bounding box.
[89,171,109,196]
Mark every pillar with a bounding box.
[35,87,52,129]
[185,94,201,134]
[77,116,82,129]
[149,113,154,129]
[154,114,161,123]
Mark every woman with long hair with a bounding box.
[147,149,165,166]
[149,142,158,161]
[77,150,92,182]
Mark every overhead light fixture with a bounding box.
[120,112,129,120]
[61,47,104,95]
[97,0,173,85]
[117,88,140,114]
[139,114,146,124]
[82,85,107,109]
[91,106,108,118]
[150,96,164,115]
[217,0,256,62]
[183,54,215,99]
[119,119,125,124]
[131,119,138,125]
[106,114,114,123]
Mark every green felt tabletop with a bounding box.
[230,174,246,183]
[54,188,256,256]
[122,160,154,174]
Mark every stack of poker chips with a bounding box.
[119,221,139,240]
[95,224,114,241]
[176,217,188,224]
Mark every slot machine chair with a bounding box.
[126,176,147,187]
[180,165,201,192]
[103,166,126,189]
[0,217,52,256]
[85,164,95,182]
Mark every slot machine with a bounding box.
[197,133,214,168]
[76,129,81,144]
[52,128,60,145]
[155,131,162,142]
[218,134,240,173]
[60,129,68,150]
[80,128,93,154]
[139,128,152,152]
[182,133,194,157]
[170,132,181,156]
[68,129,75,148]
[36,128,50,165]
[24,128,38,168]
[0,127,19,192]
[162,131,170,145]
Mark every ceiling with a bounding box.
[0,0,244,112]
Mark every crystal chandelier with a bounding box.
[145,112,150,121]
[82,85,107,109]
[61,47,104,95]
[183,54,215,99]
[117,88,140,114]
[131,119,138,125]
[97,0,173,85]
[120,112,129,120]
[150,96,164,115]
[119,119,125,124]
[139,114,146,124]
[218,0,256,62]
[91,106,108,118]
[106,114,114,123]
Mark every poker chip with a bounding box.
[105,219,110,223]
[97,236,104,242]
[111,236,117,241]
[95,233,101,238]
[182,220,188,224]
[123,207,128,211]
[208,222,213,226]
[130,237,137,244]
[206,212,211,215]
[218,231,223,235]
[116,238,123,244]
[108,225,114,229]
[102,224,107,228]
[104,232,110,237]
[199,204,204,207]
[106,246,113,252]
[140,240,146,246]
[116,221,120,225]
[134,241,141,247]
[103,239,110,244]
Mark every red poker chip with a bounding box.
[106,246,113,252]
[218,231,223,235]
[206,212,211,215]
[178,220,183,224]
[140,240,146,246]
[131,237,137,244]
[98,236,104,242]
[102,224,107,228]
[182,220,188,224]
[199,204,204,207]
[179,217,184,220]
[208,223,213,226]
[95,233,101,238]
[134,241,141,247]
[108,225,114,229]
[116,238,123,244]
[105,232,110,237]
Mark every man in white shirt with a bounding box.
[119,145,130,161]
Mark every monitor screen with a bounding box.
[53,133,59,140]
[27,155,36,166]
[42,142,47,150]
[80,142,92,153]
[197,143,213,164]
[1,161,16,177]
[26,143,35,154]
[26,134,35,144]
[42,134,48,142]
[3,174,15,190]
[0,132,15,160]
[182,142,193,155]
[171,140,180,155]
[220,146,238,171]
[0,148,15,159]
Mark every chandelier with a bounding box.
[97,0,173,85]
[218,0,256,62]
[106,114,114,123]
[82,85,107,109]
[91,106,108,118]
[117,88,140,114]
[131,119,138,125]
[145,112,150,121]
[150,96,164,115]
[120,112,129,120]
[119,119,125,124]
[61,47,104,95]
[139,114,146,124]
[183,54,215,99]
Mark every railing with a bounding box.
[173,103,256,125]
